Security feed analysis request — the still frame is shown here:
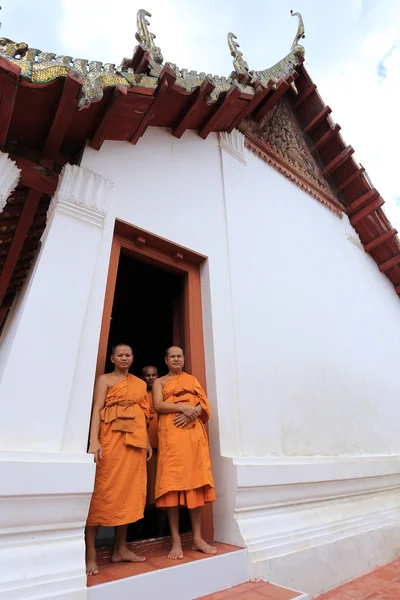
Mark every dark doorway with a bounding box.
[97,251,191,545]
[106,252,184,375]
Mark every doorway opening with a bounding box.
[97,250,190,546]
[95,223,213,548]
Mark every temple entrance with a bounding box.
[95,221,213,547]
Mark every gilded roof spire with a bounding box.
[229,10,305,93]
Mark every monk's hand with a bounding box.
[146,439,153,462]
[180,405,198,420]
[88,441,103,463]
[174,413,192,428]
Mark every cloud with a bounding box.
[377,44,397,82]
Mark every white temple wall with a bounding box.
[81,128,400,596]
[221,147,400,457]
[81,130,242,460]
[2,125,400,598]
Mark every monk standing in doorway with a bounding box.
[85,344,151,575]
[142,366,159,507]
[153,346,217,560]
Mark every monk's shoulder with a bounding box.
[129,373,147,390]
[97,373,112,385]
[156,375,169,386]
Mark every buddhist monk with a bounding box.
[153,346,217,560]
[85,343,152,576]
[142,365,159,507]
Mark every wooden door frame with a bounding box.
[96,220,214,541]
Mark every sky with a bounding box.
[2,0,400,228]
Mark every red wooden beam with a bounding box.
[228,82,272,132]
[379,254,400,272]
[91,85,128,151]
[172,79,215,139]
[0,189,42,306]
[43,73,83,159]
[254,79,290,122]
[322,145,354,176]
[310,124,341,154]
[294,83,317,110]
[364,228,398,252]
[12,156,59,196]
[130,67,176,145]
[0,57,20,150]
[336,166,366,193]
[303,105,332,136]
[346,188,379,217]
[350,197,384,226]
[199,85,241,139]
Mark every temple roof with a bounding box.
[0,8,399,327]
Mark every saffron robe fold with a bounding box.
[155,372,215,507]
[87,374,149,527]
[146,390,158,505]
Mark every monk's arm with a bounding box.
[153,379,197,417]
[88,376,108,454]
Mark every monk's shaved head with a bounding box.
[142,365,158,376]
[165,346,184,357]
[111,343,133,355]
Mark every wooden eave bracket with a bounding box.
[130,65,176,145]
[198,85,241,139]
[303,105,332,136]
[349,197,384,226]
[322,145,354,176]
[90,85,128,151]
[172,78,215,139]
[364,228,398,252]
[379,254,400,272]
[43,72,84,159]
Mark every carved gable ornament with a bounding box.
[241,100,342,216]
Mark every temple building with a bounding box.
[1,8,400,600]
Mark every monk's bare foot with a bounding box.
[168,541,184,560]
[192,537,217,555]
[111,546,146,563]
[86,559,100,576]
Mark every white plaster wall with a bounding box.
[221,148,400,457]
[81,130,242,459]
[79,129,400,596]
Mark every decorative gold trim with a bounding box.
[228,11,305,94]
[0,9,303,109]
[244,136,343,217]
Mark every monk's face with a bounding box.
[143,366,158,389]
[111,345,133,370]
[165,347,184,372]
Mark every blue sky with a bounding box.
[2,0,400,227]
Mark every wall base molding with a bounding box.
[0,451,95,600]
[230,455,400,597]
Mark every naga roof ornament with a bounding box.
[228,10,305,94]
[0,8,305,108]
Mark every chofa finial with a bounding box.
[136,8,163,65]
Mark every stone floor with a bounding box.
[195,581,304,599]
[87,534,241,587]
[315,557,400,599]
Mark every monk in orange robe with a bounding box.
[85,344,151,575]
[142,365,159,506]
[153,346,217,560]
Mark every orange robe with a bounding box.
[155,372,215,509]
[146,390,158,506]
[87,374,149,527]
